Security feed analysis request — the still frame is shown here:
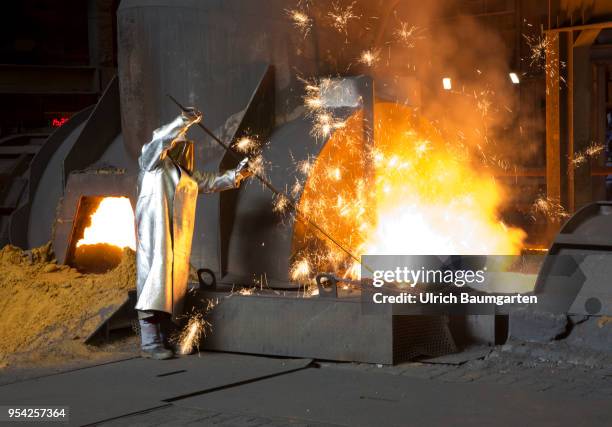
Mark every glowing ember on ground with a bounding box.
[76,197,136,250]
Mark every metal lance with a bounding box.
[166,94,372,273]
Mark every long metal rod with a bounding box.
[166,94,369,271]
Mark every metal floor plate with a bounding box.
[0,353,311,426]
[173,366,610,427]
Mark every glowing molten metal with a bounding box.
[292,103,526,281]
[76,197,136,250]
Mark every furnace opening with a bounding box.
[67,196,136,273]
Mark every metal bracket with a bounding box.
[315,273,338,298]
[197,268,217,290]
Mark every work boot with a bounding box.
[139,315,174,360]
[140,345,174,360]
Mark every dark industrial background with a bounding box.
[2,0,612,244]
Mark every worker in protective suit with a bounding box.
[135,108,251,359]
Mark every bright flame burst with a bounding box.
[291,103,526,282]
[76,197,136,250]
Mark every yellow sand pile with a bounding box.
[0,243,136,367]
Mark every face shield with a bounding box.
[168,137,195,175]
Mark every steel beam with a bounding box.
[545,33,561,205]
[571,29,601,211]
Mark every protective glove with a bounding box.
[181,107,203,125]
[235,157,252,186]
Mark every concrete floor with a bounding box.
[0,341,609,426]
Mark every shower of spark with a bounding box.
[302,76,331,114]
[235,136,257,153]
[474,89,494,118]
[358,49,380,67]
[393,22,424,47]
[572,141,605,167]
[312,112,346,138]
[523,31,549,67]
[530,196,569,223]
[300,77,347,139]
[291,179,303,197]
[273,194,290,214]
[248,154,268,178]
[290,258,311,281]
[328,1,358,35]
[176,299,217,355]
[297,157,314,176]
[286,8,312,37]
[522,29,566,93]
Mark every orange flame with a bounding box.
[76,197,136,250]
[292,102,526,281]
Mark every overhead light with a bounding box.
[509,72,520,84]
[442,77,452,90]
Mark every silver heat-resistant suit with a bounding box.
[135,113,247,322]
